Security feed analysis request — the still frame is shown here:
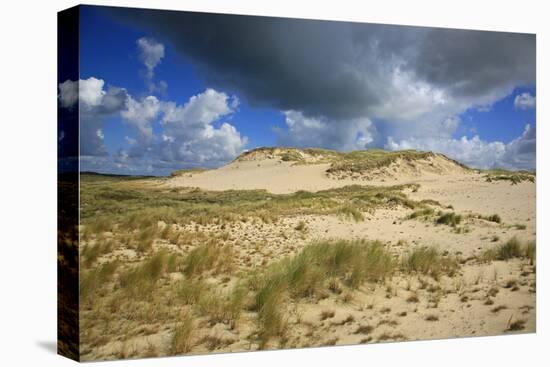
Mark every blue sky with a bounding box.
[58,5,536,175]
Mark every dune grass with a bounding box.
[435,212,462,227]
[483,169,535,185]
[402,246,459,279]
[80,173,428,231]
[250,239,395,347]
[171,312,195,354]
[325,149,439,174]
[118,250,181,298]
[482,237,535,263]
[407,207,435,220]
[80,261,120,302]
[481,214,502,223]
[182,243,234,277]
[338,205,365,222]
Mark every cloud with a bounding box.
[514,92,536,110]
[121,95,160,142]
[385,124,535,170]
[59,76,247,174]
[157,88,247,166]
[58,77,130,156]
[58,79,78,109]
[110,9,534,125]
[137,37,165,93]
[276,110,374,151]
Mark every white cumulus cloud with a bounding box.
[385,124,535,170]
[514,92,536,110]
[121,95,160,141]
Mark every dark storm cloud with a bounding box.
[411,29,535,98]
[105,6,535,121]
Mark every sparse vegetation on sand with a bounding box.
[77,159,535,360]
[80,173,430,232]
[170,167,210,177]
[251,239,395,346]
[236,147,471,177]
[402,246,459,279]
[481,237,536,263]
[324,149,439,174]
[483,169,535,185]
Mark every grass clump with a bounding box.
[251,239,394,346]
[198,286,246,328]
[496,237,523,260]
[338,205,365,222]
[481,214,502,223]
[294,221,307,232]
[183,243,234,277]
[171,312,195,354]
[177,279,207,305]
[435,212,462,227]
[402,246,458,279]
[408,207,434,220]
[81,240,115,267]
[482,237,530,262]
[118,250,176,297]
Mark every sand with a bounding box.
[163,157,536,343]
[81,154,536,360]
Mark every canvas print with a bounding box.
[58,5,536,362]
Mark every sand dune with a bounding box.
[79,148,536,360]
[166,148,473,194]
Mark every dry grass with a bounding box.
[435,212,462,227]
[482,237,535,262]
[171,312,195,354]
[402,246,459,279]
[251,239,394,346]
[183,243,234,277]
[80,173,428,230]
[483,169,535,185]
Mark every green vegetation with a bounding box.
[251,239,395,346]
[402,246,459,279]
[325,149,440,174]
[294,221,307,231]
[481,214,502,223]
[118,250,181,298]
[435,212,462,227]
[481,237,536,262]
[182,243,234,277]
[483,169,535,185]
[408,207,435,220]
[80,173,427,232]
[171,312,195,354]
[238,147,470,175]
[170,167,209,177]
[338,205,365,222]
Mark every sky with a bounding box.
[58,5,536,176]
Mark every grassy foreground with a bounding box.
[78,173,535,360]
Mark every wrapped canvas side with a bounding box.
[57,6,80,361]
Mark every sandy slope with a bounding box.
[166,155,470,194]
